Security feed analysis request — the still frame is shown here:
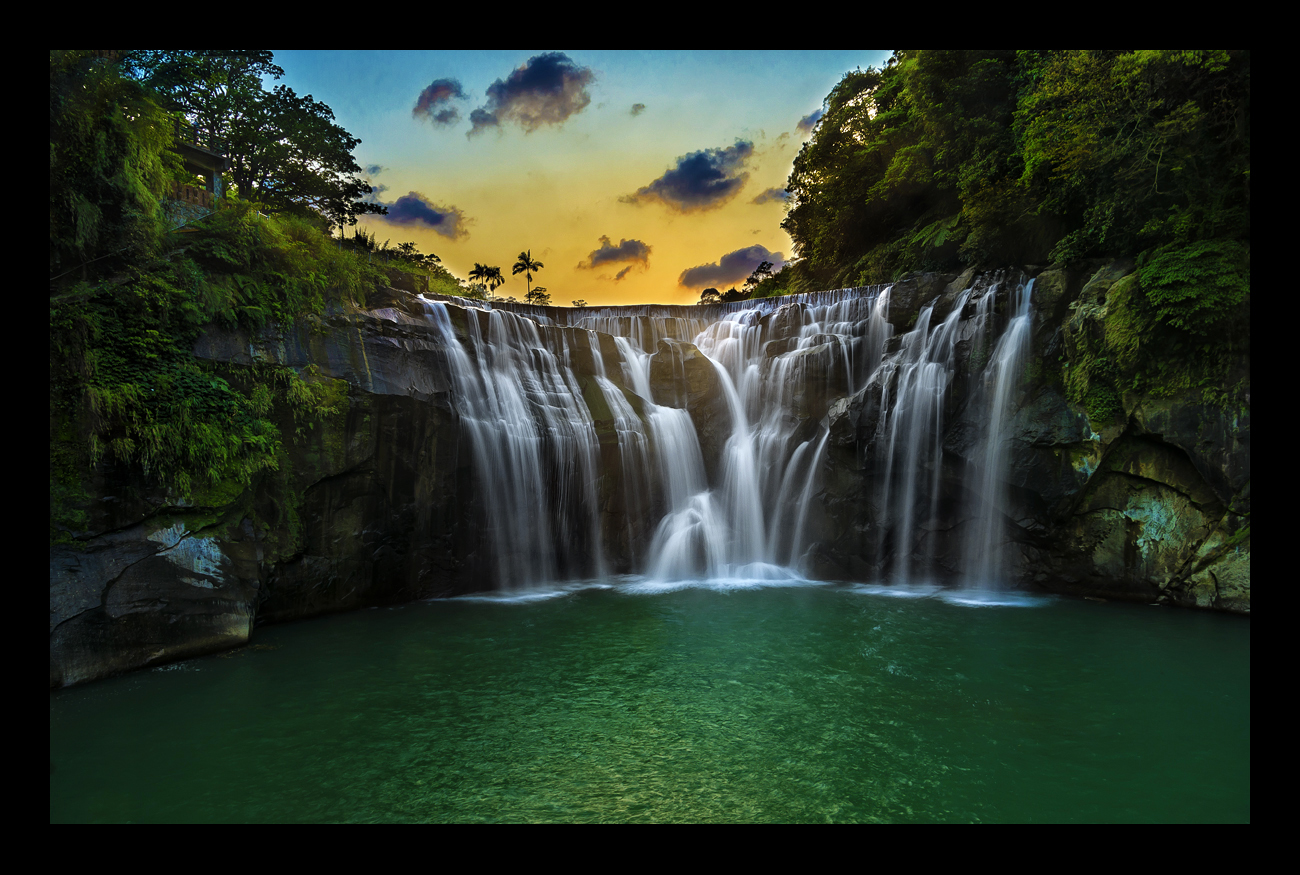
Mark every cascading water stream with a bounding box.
[418,277,1031,592]
[963,278,1035,587]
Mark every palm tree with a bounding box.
[512,250,544,300]
[469,263,506,300]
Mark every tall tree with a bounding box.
[469,263,506,297]
[744,261,774,292]
[512,250,544,299]
[124,50,384,230]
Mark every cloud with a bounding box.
[752,187,790,205]
[365,164,386,176]
[614,266,633,281]
[621,141,754,212]
[630,103,646,116]
[578,235,652,272]
[678,245,785,289]
[797,107,825,134]
[468,52,596,137]
[414,78,468,126]
[379,191,471,240]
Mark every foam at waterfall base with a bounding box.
[846,581,1053,607]
[438,580,616,604]
[620,563,823,594]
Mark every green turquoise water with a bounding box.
[49,582,1250,822]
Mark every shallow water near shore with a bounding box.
[49,582,1249,823]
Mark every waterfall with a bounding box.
[962,278,1034,586]
[416,276,1032,591]
[873,291,970,582]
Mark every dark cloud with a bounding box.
[752,187,790,205]
[797,107,825,133]
[365,164,386,176]
[468,52,596,137]
[578,235,652,271]
[381,191,471,240]
[630,103,646,116]
[677,245,785,289]
[621,141,754,212]
[614,266,633,281]
[468,107,499,134]
[414,78,467,126]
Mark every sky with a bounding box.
[271,50,893,306]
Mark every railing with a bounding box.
[169,182,216,211]
[173,119,227,157]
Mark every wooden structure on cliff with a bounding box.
[169,119,229,212]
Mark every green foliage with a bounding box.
[1136,239,1250,337]
[1018,51,1249,261]
[125,51,385,229]
[49,51,184,278]
[785,50,1249,415]
[49,204,376,540]
[784,50,1249,277]
[1061,253,1249,427]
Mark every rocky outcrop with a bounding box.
[812,261,1250,613]
[648,339,730,481]
[51,264,1250,688]
[51,296,476,688]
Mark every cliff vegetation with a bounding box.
[50,50,470,543]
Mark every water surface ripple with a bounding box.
[50,584,1250,823]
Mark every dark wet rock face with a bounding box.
[51,266,1249,688]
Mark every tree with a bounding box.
[512,250,544,299]
[470,263,506,298]
[526,286,552,306]
[124,50,385,230]
[698,288,721,305]
[744,261,774,292]
[571,299,587,308]
[395,241,441,270]
[720,287,749,303]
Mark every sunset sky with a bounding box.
[271,50,892,306]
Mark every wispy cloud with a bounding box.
[797,107,824,134]
[378,191,471,240]
[630,103,646,116]
[621,141,754,213]
[752,187,789,205]
[578,235,652,270]
[468,52,597,137]
[677,245,785,289]
[413,78,468,126]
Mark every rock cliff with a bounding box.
[50,264,1250,688]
